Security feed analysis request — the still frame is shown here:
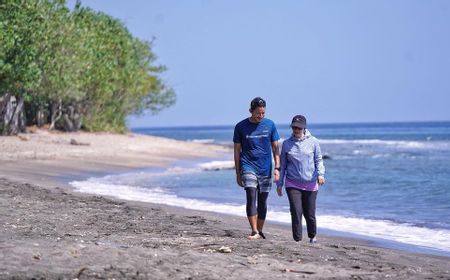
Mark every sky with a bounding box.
[67,0,450,127]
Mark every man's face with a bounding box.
[251,107,265,123]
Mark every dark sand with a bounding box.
[1,131,449,279]
[1,177,449,280]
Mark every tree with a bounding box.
[34,3,87,130]
[0,0,175,134]
[73,6,175,132]
[0,0,49,134]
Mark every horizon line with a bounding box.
[130,119,450,130]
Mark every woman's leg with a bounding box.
[301,190,318,239]
[286,188,303,241]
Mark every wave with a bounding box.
[320,139,450,150]
[70,179,450,254]
[327,216,450,251]
[187,137,450,152]
[196,160,234,171]
[70,178,246,216]
[270,211,450,253]
[371,153,391,158]
[189,139,234,147]
[95,161,235,185]
[189,139,216,144]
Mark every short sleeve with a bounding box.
[233,124,241,143]
[271,121,280,142]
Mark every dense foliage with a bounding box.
[0,0,175,133]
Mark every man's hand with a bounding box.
[236,174,244,187]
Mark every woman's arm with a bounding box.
[276,141,287,196]
[314,141,326,185]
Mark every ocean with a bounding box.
[70,121,450,256]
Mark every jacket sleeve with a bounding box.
[314,140,325,176]
[277,141,287,187]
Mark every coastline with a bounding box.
[1,130,449,279]
[0,129,228,184]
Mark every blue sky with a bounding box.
[68,0,450,127]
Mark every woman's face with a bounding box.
[292,126,304,138]
[250,107,265,123]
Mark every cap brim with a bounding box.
[291,122,306,128]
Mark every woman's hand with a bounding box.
[273,169,280,182]
[318,176,326,186]
[277,186,283,197]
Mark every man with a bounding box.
[233,97,280,239]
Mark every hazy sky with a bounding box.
[67,0,450,127]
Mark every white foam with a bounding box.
[197,160,235,171]
[371,153,391,158]
[70,179,246,216]
[270,211,450,252]
[97,167,201,185]
[70,179,450,253]
[74,160,234,189]
[189,139,216,144]
[320,139,450,150]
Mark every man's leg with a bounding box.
[256,189,269,235]
[245,187,259,236]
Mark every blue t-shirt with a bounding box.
[233,118,280,177]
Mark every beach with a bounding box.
[1,130,449,279]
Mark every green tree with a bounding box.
[0,0,52,134]
[35,4,87,129]
[73,6,175,132]
[1,0,175,134]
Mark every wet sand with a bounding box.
[1,130,449,279]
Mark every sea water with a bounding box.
[70,122,450,256]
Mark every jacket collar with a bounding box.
[290,129,312,142]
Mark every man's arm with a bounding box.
[272,141,280,182]
[234,143,244,187]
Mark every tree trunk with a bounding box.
[0,94,26,136]
[36,107,46,127]
[49,99,62,130]
[57,102,83,132]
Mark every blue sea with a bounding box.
[70,122,450,256]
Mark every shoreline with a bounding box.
[2,176,450,279]
[65,160,450,259]
[1,130,449,279]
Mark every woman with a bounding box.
[276,115,325,243]
[233,97,280,240]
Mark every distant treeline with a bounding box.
[0,0,175,134]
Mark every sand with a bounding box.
[0,129,449,279]
[0,129,228,185]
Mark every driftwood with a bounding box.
[70,138,90,146]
